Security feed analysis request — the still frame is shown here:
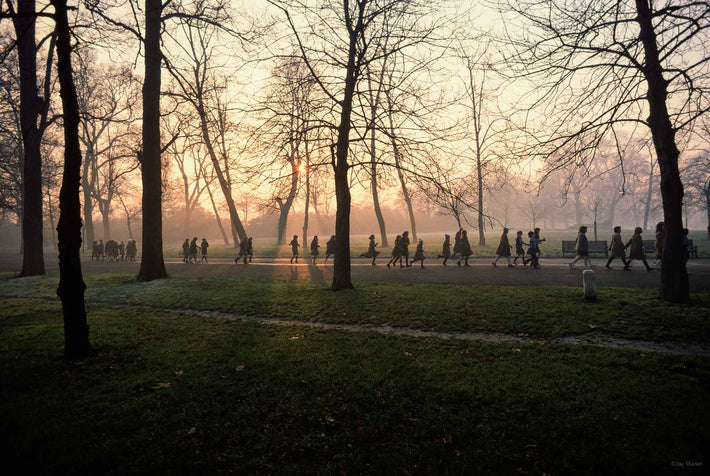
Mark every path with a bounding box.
[3,255,708,291]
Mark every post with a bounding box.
[583,269,597,301]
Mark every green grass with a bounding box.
[1,300,707,474]
[1,272,709,342]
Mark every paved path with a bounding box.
[3,255,706,290]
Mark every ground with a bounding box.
[0,252,708,474]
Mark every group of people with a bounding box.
[490,228,547,269]
[568,221,691,271]
[288,235,337,265]
[235,237,255,264]
[182,237,209,264]
[91,239,136,261]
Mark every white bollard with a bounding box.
[583,269,597,301]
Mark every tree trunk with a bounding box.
[196,104,246,246]
[302,140,310,248]
[332,23,360,291]
[13,0,45,276]
[635,0,688,303]
[643,159,655,230]
[276,159,299,245]
[137,0,168,281]
[477,154,485,245]
[52,0,91,360]
[47,188,57,250]
[705,187,709,239]
[82,172,95,244]
[370,121,388,248]
[206,180,229,246]
[574,189,582,228]
[386,104,416,240]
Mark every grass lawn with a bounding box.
[1,273,709,342]
[1,299,708,474]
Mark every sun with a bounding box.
[298,163,307,175]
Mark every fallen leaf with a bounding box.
[325,415,335,423]
[289,335,301,340]
[404,351,413,356]
[187,427,196,435]
[175,370,183,375]
[235,365,245,371]
[513,348,521,352]
[152,382,171,389]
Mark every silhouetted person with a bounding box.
[182,239,190,263]
[360,234,380,265]
[400,231,411,267]
[126,239,137,261]
[682,228,690,266]
[512,231,527,266]
[493,228,514,268]
[289,235,299,264]
[453,228,463,260]
[654,221,664,269]
[118,241,125,261]
[325,235,336,263]
[527,231,545,269]
[625,227,652,271]
[247,237,254,262]
[236,239,248,264]
[310,236,320,265]
[457,229,472,267]
[410,239,426,268]
[189,237,198,264]
[91,240,98,260]
[606,226,628,269]
[387,235,402,269]
[437,234,451,265]
[200,238,209,263]
[569,226,592,269]
[97,239,104,260]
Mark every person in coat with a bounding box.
[456,229,473,267]
[453,228,464,259]
[289,235,299,264]
[189,237,198,264]
[410,239,426,268]
[492,228,514,268]
[512,231,527,266]
[310,236,320,265]
[236,239,248,264]
[624,227,652,271]
[437,234,451,266]
[360,234,380,265]
[200,238,209,263]
[246,237,254,263]
[182,239,190,263]
[654,221,664,269]
[568,226,592,269]
[387,235,402,269]
[527,231,545,269]
[605,226,628,269]
[325,235,336,263]
[400,231,411,267]
[126,239,136,261]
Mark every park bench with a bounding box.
[561,240,609,258]
[642,239,698,258]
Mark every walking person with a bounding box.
[289,235,300,264]
[492,228,514,268]
[437,234,451,265]
[310,236,320,265]
[410,238,426,268]
[654,221,664,269]
[387,235,402,269]
[527,231,545,269]
[456,229,473,267]
[512,231,527,266]
[624,227,652,271]
[453,228,463,261]
[324,235,336,263]
[400,231,411,267]
[236,239,248,264]
[360,234,380,265]
[568,226,592,269]
[189,237,198,264]
[200,238,209,263]
[682,228,691,266]
[118,241,125,261]
[605,226,628,269]
[247,237,254,263]
[182,239,190,263]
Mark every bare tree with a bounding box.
[502,0,710,301]
[3,0,57,276]
[52,0,91,359]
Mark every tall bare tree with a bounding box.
[503,0,710,302]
